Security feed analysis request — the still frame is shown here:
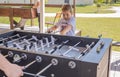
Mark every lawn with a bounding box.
[109,3,120,6]
[0,17,38,26]
[45,4,115,13]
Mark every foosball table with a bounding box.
[0,30,112,77]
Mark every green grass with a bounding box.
[0,17,10,24]
[76,18,120,40]
[77,18,120,51]
[45,4,115,13]
[109,3,120,6]
[0,17,39,26]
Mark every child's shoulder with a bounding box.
[69,16,75,21]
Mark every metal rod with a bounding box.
[68,46,79,51]
[24,60,36,69]
[0,34,20,42]
[24,72,46,77]
[8,35,27,43]
[24,72,36,76]
[8,35,37,49]
[77,42,95,59]
[20,35,37,44]
[36,58,58,76]
[36,63,52,75]
[24,56,42,69]
[62,41,81,56]
[16,35,38,45]
[1,36,27,48]
[4,55,8,58]
[7,34,20,39]
[46,40,69,54]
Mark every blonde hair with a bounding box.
[62,4,73,13]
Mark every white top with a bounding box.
[55,16,76,36]
[35,0,40,13]
[37,7,40,13]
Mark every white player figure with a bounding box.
[45,38,50,47]
[51,36,56,45]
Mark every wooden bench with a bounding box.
[0,4,37,30]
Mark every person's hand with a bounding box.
[4,63,23,77]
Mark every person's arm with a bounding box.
[47,25,58,33]
[60,25,72,35]
[0,54,23,77]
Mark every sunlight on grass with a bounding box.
[45,5,115,13]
